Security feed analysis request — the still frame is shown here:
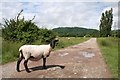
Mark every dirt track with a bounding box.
[1,38,112,78]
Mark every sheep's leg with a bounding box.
[24,59,31,73]
[16,57,23,72]
[43,58,46,69]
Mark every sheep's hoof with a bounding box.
[17,70,21,72]
[25,69,31,73]
[26,70,31,73]
[16,68,21,72]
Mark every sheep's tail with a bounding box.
[19,48,23,58]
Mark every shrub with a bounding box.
[2,10,56,44]
[100,39,109,46]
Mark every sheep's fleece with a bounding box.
[19,44,52,61]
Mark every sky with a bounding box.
[0,0,119,30]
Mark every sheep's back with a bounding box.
[19,45,50,58]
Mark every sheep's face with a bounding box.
[50,39,59,49]
[54,39,59,46]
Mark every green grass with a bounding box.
[97,37,119,78]
[2,37,89,64]
[2,40,23,64]
[55,37,89,49]
[0,37,2,64]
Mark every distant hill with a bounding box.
[52,27,99,37]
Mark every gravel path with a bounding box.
[1,38,112,78]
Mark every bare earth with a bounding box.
[1,38,112,78]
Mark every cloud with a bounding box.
[34,2,101,29]
[2,0,120,2]
[0,3,2,22]
[1,2,23,19]
[1,1,119,30]
[102,0,119,2]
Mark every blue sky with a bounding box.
[0,0,119,30]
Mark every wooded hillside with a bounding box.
[52,27,99,37]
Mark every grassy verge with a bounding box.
[2,37,89,64]
[97,37,118,78]
[0,37,2,64]
[55,37,89,49]
[2,40,23,64]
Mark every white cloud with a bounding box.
[0,3,2,23]
[102,0,119,2]
[1,0,95,2]
[2,2,23,19]
[2,0,120,2]
[1,2,119,30]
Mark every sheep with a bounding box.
[16,39,59,73]
[67,38,70,40]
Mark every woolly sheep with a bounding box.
[16,39,59,73]
[67,38,70,40]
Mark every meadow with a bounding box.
[97,37,119,78]
[1,37,89,64]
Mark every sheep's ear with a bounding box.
[55,38,59,42]
[46,40,50,43]
[55,39,59,42]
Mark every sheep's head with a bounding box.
[50,38,59,49]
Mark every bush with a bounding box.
[39,28,56,43]
[100,39,110,46]
[2,10,56,44]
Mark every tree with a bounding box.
[2,10,39,43]
[99,8,113,37]
[2,10,56,44]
